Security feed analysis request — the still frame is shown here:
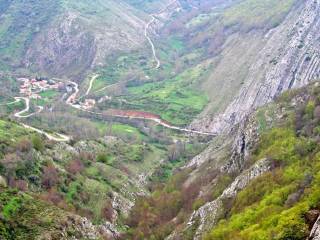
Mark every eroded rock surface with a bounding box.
[309,216,320,240]
[192,0,320,134]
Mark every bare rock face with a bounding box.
[25,13,96,79]
[309,216,320,240]
[39,215,119,240]
[221,113,259,173]
[167,99,275,238]
[23,1,149,80]
[192,0,320,134]
[168,158,272,240]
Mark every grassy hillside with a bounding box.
[124,0,173,12]
[223,0,296,29]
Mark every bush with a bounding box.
[96,152,112,165]
[31,135,44,152]
[15,139,32,152]
[41,165,59,189]
[305,100,315,119]
[67,159,84,174]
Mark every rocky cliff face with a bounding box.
[182,158,272,240]
[166,80,313,239]
[310,216,320,240]
[25,12,97,79]
[192,0,320,134]
[167,110,268,239]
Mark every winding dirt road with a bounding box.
[21,123,70,142]
[13,97,43,118]
[94,82,119,93]
[63,1,216,137]
[7,0,207,141]
[0,98,21,106]
[144,0,180,69]
[107,111,217,136]
[10,0,211,139]
[66,81,79,105]
[145,15,161,69]
[12,96,70,142]
[85,74,99,96]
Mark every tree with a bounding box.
[42,165,59,189]
[16,139,32,152]
[314,105,320,120]
[67,159,84,175]
[101,200,115,222]
[1,153,21,177]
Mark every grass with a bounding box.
[186,13,216,28]
[0,119,30,142]
[168,37,184,51]
[0,188,66,239]
[124,62,210,125]
[92,121,147,140]
[66,181,81,203]
[89,22,208,126]
[2,197,22,219]
[82,178,110,223]
[0,100,24,115]
[39,89,58,98]
[223,0,296,29]
[30,89,60,107]
[124,0,172,12]
[93,49,155,93]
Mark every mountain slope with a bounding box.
[189,0,320,133]
[0,187,109,240]
[124,80,320,240]
[1,0,320,239]
[0,0,150,78]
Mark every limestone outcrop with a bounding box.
[192,0,320,134]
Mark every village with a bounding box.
[17,77,96,110]
[18,76,63,99]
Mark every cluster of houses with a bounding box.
[17,76,97,110]
[18,77,63,99]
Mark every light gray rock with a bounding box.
[192,0,320,134]
[309,216,320,240]
[190,158,272,240]
[168,158,272,240]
